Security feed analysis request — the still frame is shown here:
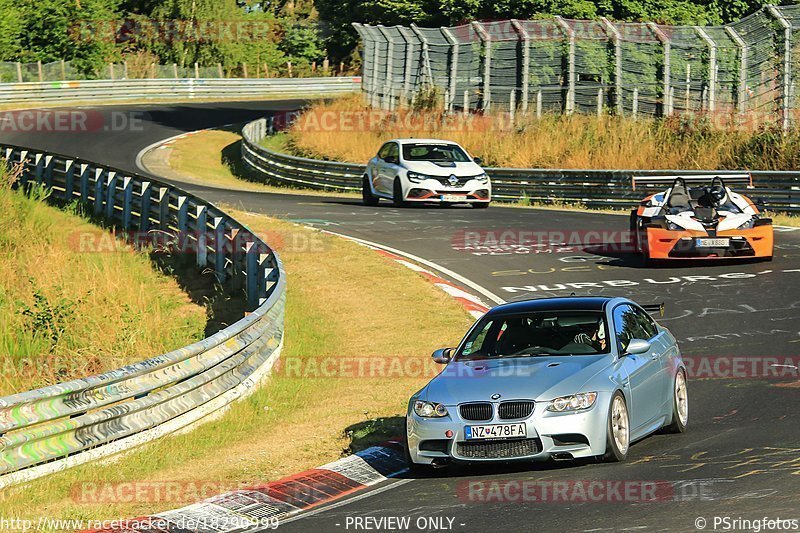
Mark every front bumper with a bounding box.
[403,178,491,204]
[644,225,773,260]
[406,393,611,465]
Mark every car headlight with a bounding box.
[476,173,489,184]
[737,218,755,230]
[666,220,682,231]
[407,171,427,183]
[546,392,598,412]
[414,400,449,418]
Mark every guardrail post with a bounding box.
[725,26,748,115]
[555,17,575,115]
[260,252,275,304]
[64,160,75,200]
[649,23,672,116]
[230,228,244,290]
[601,17,623,115]
[246,241,259,308]
[177,196,189,236]
[511,20,530,114]
[695,26,717,113]
[105,171,118,220]
[196,205,208,268]
[94,168,105,215]
[122,177,133,229]
[139,181,151,231]
[18,150,28,190]
[79,164,90,203]
[44,155,54,189]
[33,153,44,186]
[158,187,170,229]
[768,5,792,131]
[472,22,492,111]
[213,216,226,283]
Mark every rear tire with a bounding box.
[362,176,379,206]
[602,392,630,462]
[393,179,407,207]
[664,369,688,433]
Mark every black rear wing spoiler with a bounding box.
[641,303,665,317]
[632,174,753,191]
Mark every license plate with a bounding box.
[696,238,730,248]
[441,194,467,202]
[465,423,527,440]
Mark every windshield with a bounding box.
[402,143,471,163]
[455,311,610,360]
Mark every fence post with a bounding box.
[140,181,152,231]
[398,26,415,105]
[463,89,469,115]
[633,88,639,119]
[442,27,460,113]
[122,176,133,229]
[648,23,672,116]
[725,26,747,115]
[194,62,199,79]
[536,89,542,118]
[196,205,208,268]
[472,22,492,111]
[555,17,575,115]
[597,88,604,116]
[511,20,530,114]
[695,27,717,113]
[377,25,395,111]
[411,24,434,92]
[217,63,224,78]
[37,61,43,82]
[172,63,179,78]
[105,171,118,220]
[213,216,226,284]
[109,62,114,80]
[601,17,623,115]
[123,60,128,79]
[60,60,66,80]
[768,5,792,131]
[16,62,22,83]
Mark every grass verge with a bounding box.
[0,167,207,396]
[0,209,472,523]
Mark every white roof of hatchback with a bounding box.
[391,138,461,145]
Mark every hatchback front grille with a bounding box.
[457,438,542,459]
[459,402,493,421]
[498,401,535,420]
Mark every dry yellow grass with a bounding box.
[0,176,206,396]
[286,94,800,171]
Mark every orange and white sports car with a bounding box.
[630,175,773,264]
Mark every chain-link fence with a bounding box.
[0,58,345,84]
[354,5,800,129]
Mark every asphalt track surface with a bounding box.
[2,102,799,533]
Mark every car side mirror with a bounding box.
[625,338,651,355]
[432,348,453,364]
[473,157,483,165]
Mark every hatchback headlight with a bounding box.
[547,392,598,412]
[414,400,449,418]
[737,218,755,230]
[476,173,489,184]
[407,171,427,183]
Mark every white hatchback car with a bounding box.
[362,139,491,208]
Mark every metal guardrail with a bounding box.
[0,143,286,488]
[0,77,361,106]
[241,118,800,212]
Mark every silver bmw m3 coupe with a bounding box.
[406,297,688,469]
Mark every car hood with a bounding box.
[404,160,484,177]
[421,355,610,405]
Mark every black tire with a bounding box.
[392,179,407,207]
[664,369,688,434]
[473,202,490,209]
[602,391,630,462]
[362,176,379,206]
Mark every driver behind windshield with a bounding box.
[573,319,607,352]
